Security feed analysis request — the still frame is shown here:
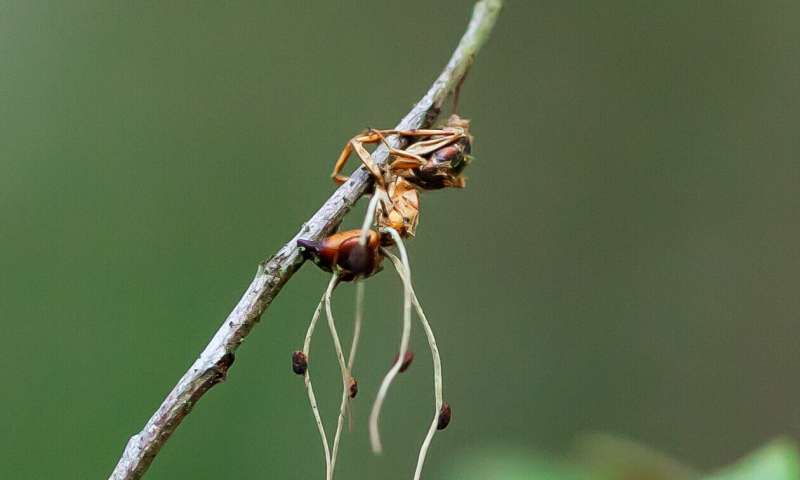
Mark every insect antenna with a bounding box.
[368,227,413,454]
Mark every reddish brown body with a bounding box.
[394,114,473,191]
[409,135,471,190]
[298,229,383,281]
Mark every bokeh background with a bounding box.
[2,1,799,479]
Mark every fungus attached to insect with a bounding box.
[294,111,473,480]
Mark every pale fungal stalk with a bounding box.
[323,273,352,479]
[321,192,385,479]
[368,227,413,454]
[382,249,444,480]
[301,275,338,480]
[348,281,365,372]
[330,281,366,477]
[330,383,349,479]
[359,192,382,245]
[345,281,365,430]
[332,189,384,470]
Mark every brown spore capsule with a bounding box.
[392,351,415,373]
[348,377,358,399]
[292,351,308,375]
[436,402,452,430]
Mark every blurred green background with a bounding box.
[2,1,799,479]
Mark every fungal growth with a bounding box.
[295,113,472,480]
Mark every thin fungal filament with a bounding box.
[368,228,413,454]
[323,273,356,479]
[301,275,338,480]
[382,249,445,480]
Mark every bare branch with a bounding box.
[109,1,502,478]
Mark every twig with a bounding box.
[108,1,502,478]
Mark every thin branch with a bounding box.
[108,1,502,478]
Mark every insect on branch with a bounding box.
[108,1,502,479]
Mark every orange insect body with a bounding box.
[378,178,420,238]
[297,229,382,281]
[331,114,473,196]
[302,115,474,276]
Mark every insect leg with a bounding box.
[368,129,428,171]
[331,132,384,184]
[350,137,387,189]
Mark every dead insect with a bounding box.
[296,112,472,480]
[331,114,473,192]
[297,229,383,281]
[291,351,308,375]
[331,115,472,242]
[436,402,452,430]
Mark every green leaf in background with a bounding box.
[702,439,800,480]
[443,438,799,480]
[573,433,698,480]
[442,448,601,480]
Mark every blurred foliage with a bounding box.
[2,0,799,479]
[574,433,697,480]
[703,440,799,480]
[443,437,799,480]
